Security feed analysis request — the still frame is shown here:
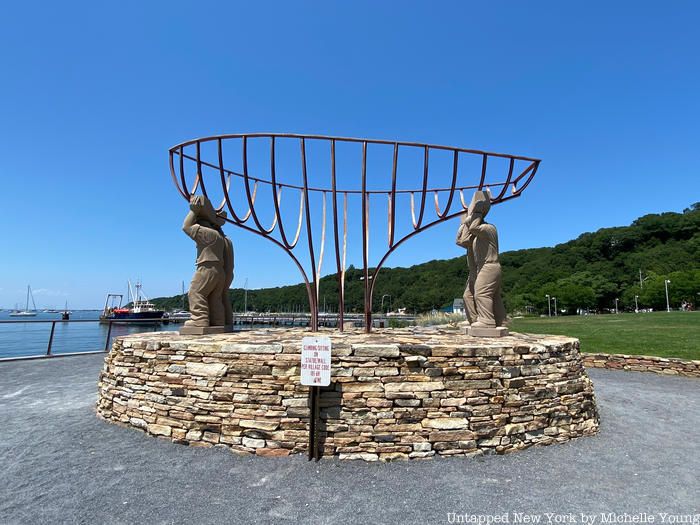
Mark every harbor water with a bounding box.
[0,311,179,359]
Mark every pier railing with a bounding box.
[0,314,416,362]
[0,319,164,362]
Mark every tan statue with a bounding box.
[456,191,508,337]
[181,195,234,334]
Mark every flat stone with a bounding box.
[179,326,229,335]
[338,453,379,461]
[468,326,509,338]
[428,430,477,441]
[385,382,445,393]
[220,344,283,354]
[353,344,400,357]
[239,420,280,431]
[422,418,469,430]
[242,437,265,449]
[185,362,228,377]
[255,448,290,457]
[148,424,172,437]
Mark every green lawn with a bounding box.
[509,311,699,360]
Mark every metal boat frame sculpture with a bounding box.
[169,133,539,333]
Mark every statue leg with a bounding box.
[473,263,502,327]
[222,275,233,327]
[494,283,506,327]
[207,268,226,327]
[187,266,218,326]
[463,278,477,324]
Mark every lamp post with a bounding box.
[243,277,248,313]
[552,297,558,316]
[664,279,671,312]
[381,294,392,314]
[545,294,551,317]
[634,295,639,313]
[614,298,619,314]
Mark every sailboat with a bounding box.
[10,285,38,317]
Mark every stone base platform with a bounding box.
[97,327,599,461]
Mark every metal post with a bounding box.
[308,385,321,461]
[615,298,619,314]
[634,295,639,313]
[104,320,113,352]
[665,279,671,312]
[46,321,56,356]
[546,295,551,317]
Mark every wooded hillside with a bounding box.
[152,203,700,315]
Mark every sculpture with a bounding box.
[181,195,234,334]
[456,191,508,337]
[169,133,539,332]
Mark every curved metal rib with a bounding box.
[435,150,459,218]
[169,133,540,334]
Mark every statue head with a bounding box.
[468,190,491,219]
[214,210,227,227]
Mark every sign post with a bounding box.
[301,336,331,461]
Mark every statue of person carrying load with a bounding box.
[455,191,508,337]
[181,195,234,334]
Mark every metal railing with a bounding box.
[0,313,418,363]
[0,318,165,362]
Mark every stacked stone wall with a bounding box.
[582,353,700,378]
[97,329,599,461]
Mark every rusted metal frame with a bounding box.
[270,137,295,248]
[435,150,459,218]
[361,142,373,332]
[477,154,488,190]
[409,146,431,229]
[492,158,515,201]
[179,149,493,195]
[170,133,541,163]
[388,143,398,247]
[169,148,188,199]
[369,207,476,304]
[221,218,317,318]
[316,192,327,307]
[511,160,538,189]
[498,160,539,203]
[242,137,277,234]
[331,139,345,331]
[300,138,319,332]
[216,138,247,223]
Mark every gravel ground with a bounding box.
[0,354,698,525]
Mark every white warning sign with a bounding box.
[300,336,331,386]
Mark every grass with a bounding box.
[509,311,700,360]
[416,312,464,327]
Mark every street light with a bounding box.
[664,279,671,312]
[634,295,639,313]
[381,294,392,313]
[552,297,558,316]
[614,298,619,314]
[545,294,551,317]
[243,277,248,313]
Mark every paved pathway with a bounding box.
[0,354,698,524]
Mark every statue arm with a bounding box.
[182,210,199,238]
[467,217,489,236]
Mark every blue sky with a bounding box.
[1,1,698,308]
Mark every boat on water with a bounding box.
[100,281,164,323]
[9,285,38,317]
[163,309,191,323]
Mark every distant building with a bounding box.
[443,298,465,314]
